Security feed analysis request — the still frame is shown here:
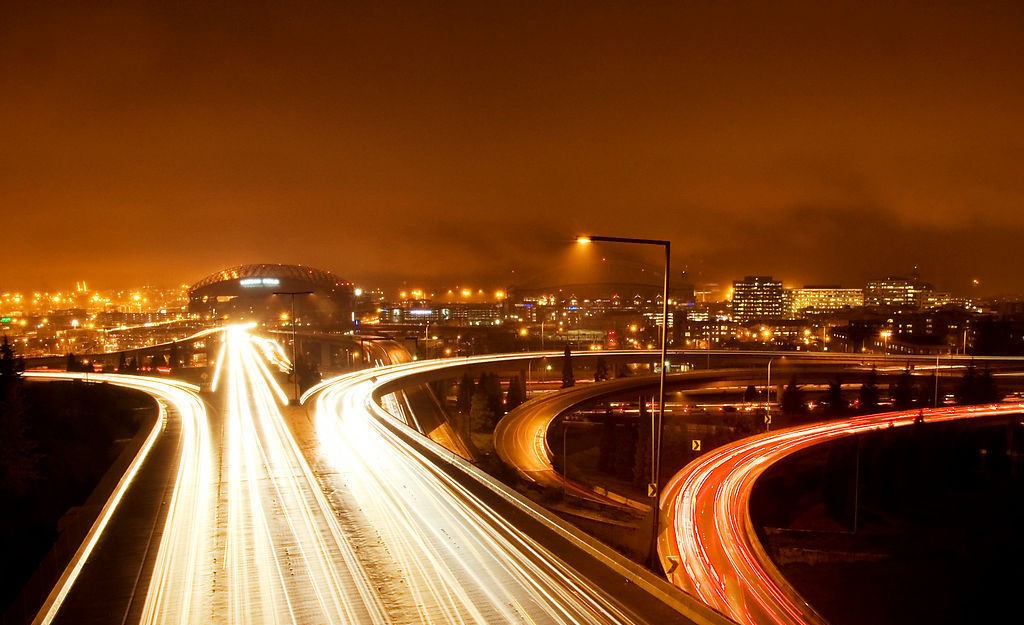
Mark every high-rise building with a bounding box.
[790,285,864,317]
[864,274,934,311]
[731,276,785,323]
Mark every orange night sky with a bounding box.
[2,1,1023,296]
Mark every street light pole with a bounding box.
[274,290,313,405]
[563,417,569,498]
[766,357,774,431]
[578,234,670,568]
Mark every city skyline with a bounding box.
[3,2,1024,295]
[0,262,1001,305]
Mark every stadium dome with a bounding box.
[188,263,356,327]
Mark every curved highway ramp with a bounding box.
[16,332,738,625]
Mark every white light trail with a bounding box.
[218,326,391,625]
[25,372,211,625]
[311,362,638,625]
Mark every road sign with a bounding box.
[764,414,772,424]
[691,439,701,452]
[647,483,658,497]
[665,555,680,575]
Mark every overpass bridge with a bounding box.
[9,331,737,625]
[11,333,1024,625]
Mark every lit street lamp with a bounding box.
[274,290,313,404]
[880,329,892,361]
[577,234,670,568]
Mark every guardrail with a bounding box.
[2,379,161,625]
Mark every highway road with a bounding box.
[29,327,396,625]
[492,374,678,511]
[26,335,732,625]
[22,371,214,625]
[312,377,637,623]
[35,343,991,625]
[491,367,862,512]
[304,352,735,625]
[658,400,1024,625]
[212,325,397,624]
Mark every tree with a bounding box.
[297,355,322,393]
[469,387,493,432]
[977,366,1000,403]
[826,377,847,416]
[594,356,609,382]
[955,362,979,405]
[456,371,474,413]
[0,336,24,385]
[169,340,181,368]
[0,388,39,497]
[781,376,805,416]
[891,367,916,410]
[743,384,758,404]
[65,352,92,373]
[505,374,526,411]
[561,345,575,388]
[859,366,881,413]
[149,353,168,372]
[633,395,652,485]
[0,337,37,497]
[955,362,1000,405]
[479,372,504,423]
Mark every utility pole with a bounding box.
[274,290,313,404]
[577,234,670,570]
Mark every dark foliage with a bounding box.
[505,374,526,411]
[955,363,1001,405]
[859,366,881,413]
[781,376,806,416]
[561,345,575,388]
[1,380,152,614]
[456,371,474,413]
[890,367,917,410]
[826,377,847,416]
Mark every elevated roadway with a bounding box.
[658,400,1024,625]
[22,343,1020,625]
[21,371,213,625]
[304,353,737,625]
[22,334,737,625]
[491,364,889,512]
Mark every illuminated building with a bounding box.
[188,263,355,327]
[864,270,934,311]
[731,276,785,323]
[790,285,864,317]
[380,302,503,326]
